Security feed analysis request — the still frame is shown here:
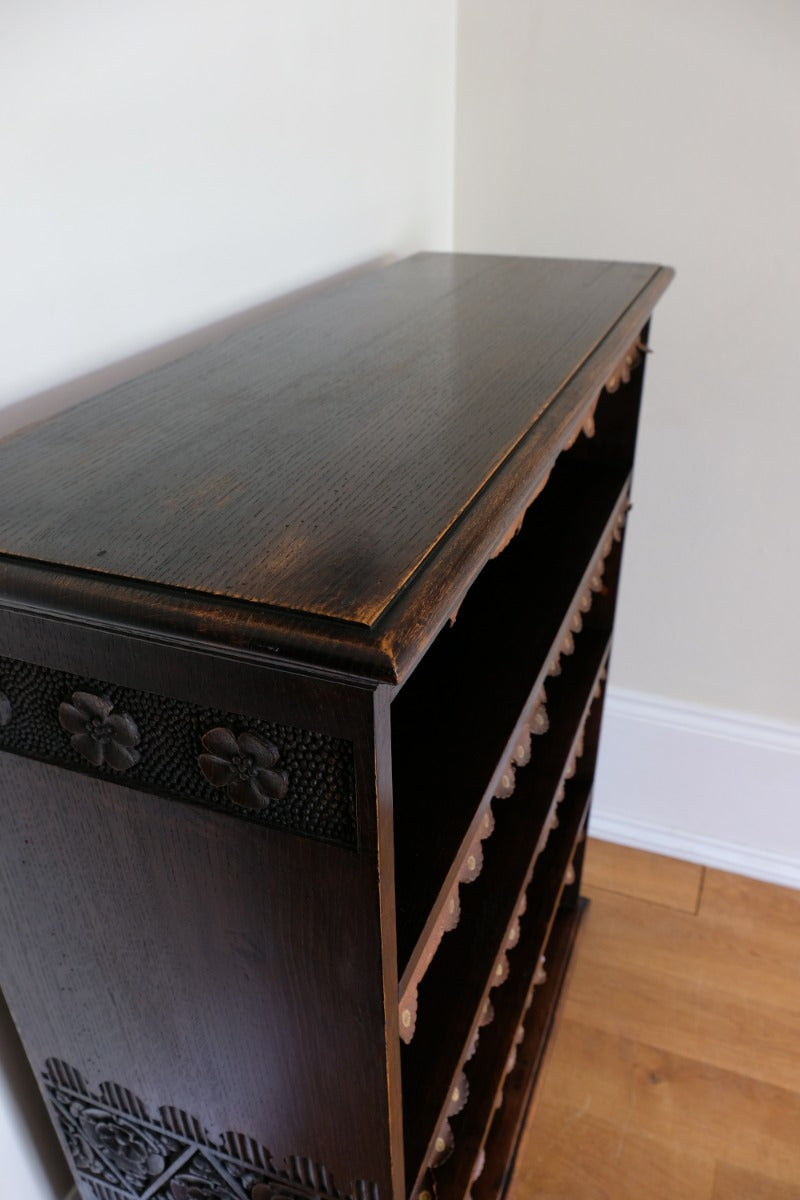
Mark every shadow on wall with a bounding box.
[0,990,73,1198]
[0,256,391,444]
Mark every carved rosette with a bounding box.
[43,1059,378,1200]
[198,727,289,812]
[59,691,141,771]
[0,653,356,847]
[76,1104,167,1183]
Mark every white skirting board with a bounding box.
[589,688,800,890]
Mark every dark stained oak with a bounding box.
[0,254,672,1200]
[401,638,610,1195]
[392,456,630,975]
[0,255,672,682]
[472,902,588,1200]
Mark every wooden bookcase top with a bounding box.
[0,254,672,682]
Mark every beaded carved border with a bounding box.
[0,654,356,847]
[419,656,607,1180]
[43,1059,378,1200]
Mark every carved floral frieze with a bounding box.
[59,692,141,772]
[198,728,289,813]
[0,654,356,847]
[43,1059,378,1200]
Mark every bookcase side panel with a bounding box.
[0,622,396,1200]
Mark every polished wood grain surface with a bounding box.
[0,256,655,624]
[510,841,800,1199]
[0,256,671,684]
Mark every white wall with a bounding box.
[1,0,455,418]
[0,4,457,1196]
[5,1,800,1193]
[455,0,800,868]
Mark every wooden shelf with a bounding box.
[429,787,592,1200]
[0,254,673,1200]
[471,899,589,1200]
[402,633,610,1194]
[393,448,630,982]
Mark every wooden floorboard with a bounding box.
[508,840,800,1199]
[582,837,704,913]
[712,1163,800,1199]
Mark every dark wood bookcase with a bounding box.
[0,254,672,1200]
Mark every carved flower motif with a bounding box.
[198,727,288,812]
[78,1107,164,1182]
[62,1123,97,1174]
[0,691,11,727]
[59,691,141,771]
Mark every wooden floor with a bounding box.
[509,839,800,1199]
